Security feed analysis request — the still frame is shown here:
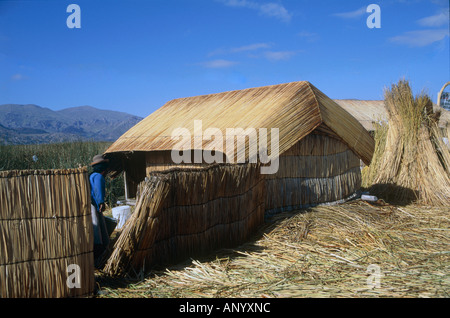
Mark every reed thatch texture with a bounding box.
[105,81,374,166]
[312,86,374,164]
[334,99,450,133]
[0,168,94,298]
[363,80,450,206]
[333,99,387,132]
[103,163,265,277]
[265,134,361,214]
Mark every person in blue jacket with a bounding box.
[90,154,110,266]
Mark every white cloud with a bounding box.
[389,29,449,47]
[11,73,28,81]
[231,42,272,53]
[264,50,297,61]
[209,42,272,56]
[388,7,449,48]
[205,43,297,64]
[417,9,449,27]
[297,31,317,37]
[218,0,292,23]
[220,0,255,8]
[297,31,319,42]
[258,3,292,23]
[199,59,239,68]
[332,7,367,19]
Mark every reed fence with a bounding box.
[0,168,94,298]
[103,163,265,277]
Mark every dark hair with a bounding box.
[92,161,108,173]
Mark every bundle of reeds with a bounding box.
[103,163,265,277]
[0,168,94,298]
[102,175,170,276]
[361,122,388,188]
[364,80,450,205]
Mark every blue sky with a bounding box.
[0,0,449,118]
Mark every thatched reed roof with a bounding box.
[334,99,450,132]
[106,81,375,165]
[333,100,387,132]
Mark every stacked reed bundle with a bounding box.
[103,163,265,277]
[265,134,361,214]
[102,175,170,276]
[0,168,94,298]
[363,79,450,205]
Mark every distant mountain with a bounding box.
[0,104,143,144]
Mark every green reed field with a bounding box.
[0,140,124,207]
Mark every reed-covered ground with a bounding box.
[96,199,449,298]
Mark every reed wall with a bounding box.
[104,163,265,276]
[265,134,362,215]
[0,168,94,298]
[143,134,361,216]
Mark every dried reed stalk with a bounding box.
[97,201,449,298]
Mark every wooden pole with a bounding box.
[124,170,129,202]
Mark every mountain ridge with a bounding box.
[0,104,143,144]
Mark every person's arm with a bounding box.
[99,175,106,212]
[92,173,106,212]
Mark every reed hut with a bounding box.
[105,81,375,214]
